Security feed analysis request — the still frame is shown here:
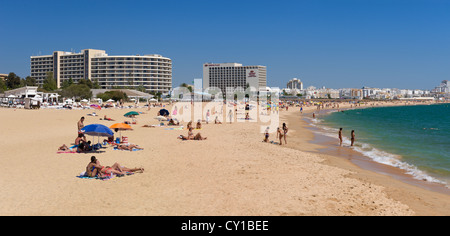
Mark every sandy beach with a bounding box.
[0,101,449,216]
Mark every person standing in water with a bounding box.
[351,130,355,146]
[339,128,343,146]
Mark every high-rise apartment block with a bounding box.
[203,63,266,97]
[287,78,303,90]
[30,49,172,93]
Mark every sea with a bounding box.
[310,103,450,188]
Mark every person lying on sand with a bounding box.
[86,156,144,178]
[112,143,144,151]
[102,115,115,121]
[168,118,180,126]
[178,127,207,141]
[58,144,72,152]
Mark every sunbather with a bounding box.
[113,143,144,151]
[86,156,144,178]
[178,127,207,141]
[58,144,71,152]
[168,118,180,126]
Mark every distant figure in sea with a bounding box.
[351,130,355,146]
[339,128,343,146]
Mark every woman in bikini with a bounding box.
[86,156,144,178]
[178,127,195,140]
[277,127,284,145]
[282,123,288,145]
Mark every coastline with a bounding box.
[281,102,450,215]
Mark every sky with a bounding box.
[0,0,449,90]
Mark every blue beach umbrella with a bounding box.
[81,124,114,151]
[159,109,169,116]
[81,124,114,137]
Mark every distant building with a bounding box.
[30,49,172,93]
[433,80,450,94]
[203,63,267,97]
[286,78,303,90]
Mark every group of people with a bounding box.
[338,128,356,147]
[58,133,94,153]
[85,156,144,178]
[178,127,207,141]
[263,123,289,145]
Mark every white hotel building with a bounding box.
[30,49,172,93]
[203,63,267,97]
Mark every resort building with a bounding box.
[432,80,450,94]
[203,63,267,97]
[30,49,172,93]
[287,78,303,91]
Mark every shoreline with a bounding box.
[281,103,450,215]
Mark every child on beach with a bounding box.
[264,127,270,142]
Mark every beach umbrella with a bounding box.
[155,116,168,121]
[109,123,133,130]
[90,104,101,110]
[82,124,114,137]
[159,109,169,116]
[81,124,114,151]
[109,123,133,140]
[124,111,140,117]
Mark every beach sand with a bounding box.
[0,101,448,216]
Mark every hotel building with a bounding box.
[30,49,172,93]
[286,78,303,91]
[203,63,267,97]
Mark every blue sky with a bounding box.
[0,0,449,89]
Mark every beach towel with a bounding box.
[165,127,184,130]
[77,171,134,181]
[76,172,114,181]
[57,151,78,154]
[113,147,142,151]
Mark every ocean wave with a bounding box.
[309,120,449,188]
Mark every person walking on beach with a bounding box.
[339,128,343,146]
[282,123,288,145]
[77,117,85,133]
[277,127,284,145]
[351,130,355,147]
[228,109,233,124]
